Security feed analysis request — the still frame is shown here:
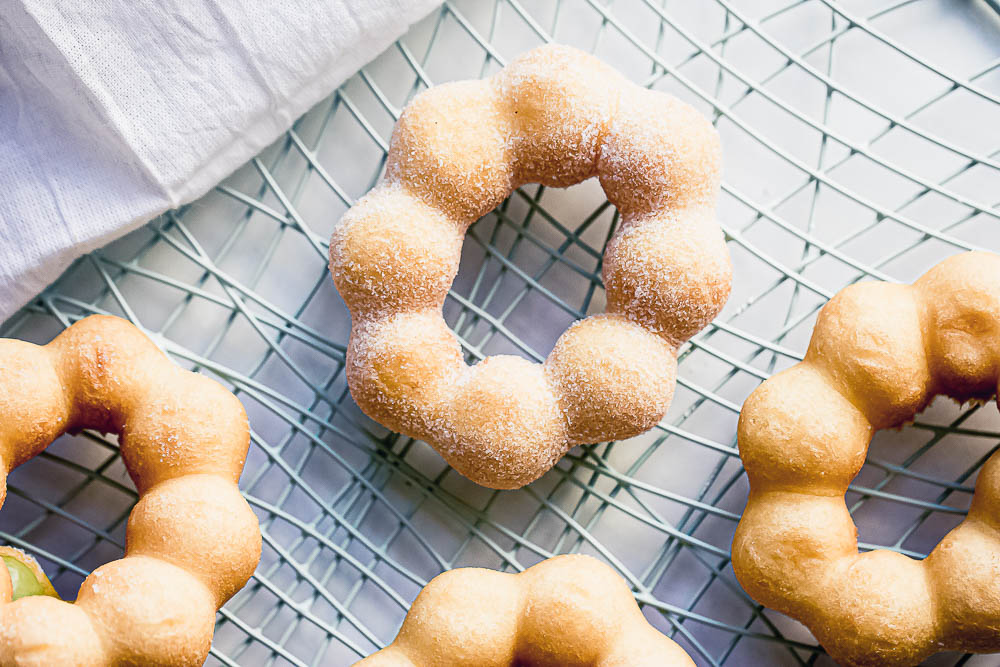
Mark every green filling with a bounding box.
[3,556,46,600]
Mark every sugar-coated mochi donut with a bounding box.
[599,86,721,218]
[439,356,566,490]
[330,44,731,489]
[494,45,622,187]
[346,311,464,438]
[386,81,514,221]
[603,213,731,346]
[330,186,462,314]
[545,314,676,443]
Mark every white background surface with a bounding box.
[0,0,439,322]
[1,1,999,665]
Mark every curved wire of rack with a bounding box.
[1,0,999,665]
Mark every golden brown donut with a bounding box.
[732,252,1000,666]
[0,314,261,666]
[329,44,731,489]
[355,554,695,666]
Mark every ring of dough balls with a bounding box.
[356,554,695,666]
[329,44,731,489]
[0,315,262,666]
[733,252,1000,666]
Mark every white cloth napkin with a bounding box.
[0,0,441,322]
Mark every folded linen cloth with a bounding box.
[0,0,441,321]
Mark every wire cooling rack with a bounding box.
[2,1,999,665]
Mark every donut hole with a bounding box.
[847,394,997,560]
[433,178,691,464]
[444,176,716,363]
[443,179,613,361]
[1,430,133,600]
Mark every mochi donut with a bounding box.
[329,44,731,489]
[356,554,695,666]
[733,252,1000,666]
[0,315,261,666]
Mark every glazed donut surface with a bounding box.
[0,315,261,666]
[329,44,731,489]
[733,252,1000,666]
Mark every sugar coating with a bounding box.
[495,45,621,187]
[440,356,566,490]
[329,44,731,490]
[0,315,261,666]
[732,252,1000,666]
[546,315,677,443]
[603,213,730,345]
[355,554,696,666]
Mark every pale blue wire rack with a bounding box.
[2,0,999,665]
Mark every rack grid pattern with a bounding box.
[2,1,999,665]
